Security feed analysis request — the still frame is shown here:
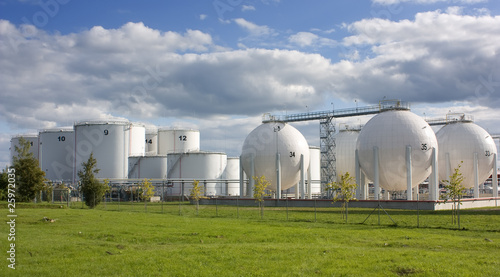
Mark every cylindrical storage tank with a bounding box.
[39,128,75,181]
[74,120,130,180]
[158,129,200,154]
[356,110,438,191]
[241,122,310,191]
[145,127,158,155]
[223,157,240,196]
[309,146,321,195]
[335,129,360,180]
[167,152,227,196]
[436,122,497,188]
[10,134,39,163]
[128,156,168,179]
[129,123,146,157]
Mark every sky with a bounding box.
[1,0,499,169]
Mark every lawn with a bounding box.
[1,202,499,276]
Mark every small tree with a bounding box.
[0,167,10,201]
[12,137,46,202]
[190,180,205,215]
[139,178,155,211]
[78,152,107,208]
[252,175,271,219]
[325,172,357,223]
[441,161,466,228]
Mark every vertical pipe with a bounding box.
[430,147,439,201]
[307,162,312,199]
[406,145,413,200]
[250,154,255,198]
[474,153,479,198]
[239,155,244,197]
[355,149,361,199]
[300,154,305,199]
[445,152,451,183]
[493,153,498,198]
[373,146,380,200]
[276,153,281,200]
[361,172,367,200]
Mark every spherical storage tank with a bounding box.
[39,128,75,181]
[74,120,130,180]
[158,129,200,154]
[356,110,437,191]
[167,152,227,196]
[436,122,497,188]
[10,134,39,163]
[241,122,310,191]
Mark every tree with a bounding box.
[325,172,357,223]
[441,161,466,228]
[252,175,271,219]
[190,180,205,215]
[0,167,9,200]
[77,152,107,208]
[139,178,155,211]
[12,137,46,202]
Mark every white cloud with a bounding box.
[372,0,487,4]
[242,5,256,11]
[199,14,207,20]
[233,18,273,37]
[288,32,337,48]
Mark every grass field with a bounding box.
[1,201,499,276]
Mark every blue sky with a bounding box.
[1,0,500,168]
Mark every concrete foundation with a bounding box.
[198,197,500,211]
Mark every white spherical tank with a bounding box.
[145,127,158,155]
[74,120,130,180]
[167,152,227,196]
[436,122,497,188]
[241,122,310,191]
[335,129,360,181]
[158,129,200,154]
[10,134,39,163]
[128,156,168,179]
[223,157,240,196]
[39,128,75,181]
[356,110,437,191]
[129,123,146,157]
[309,146,321,195]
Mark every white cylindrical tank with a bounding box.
[145,127,158,155]
[39,128,75,181]
[158,129,200,154]
[309,146,321,195]
[223,157,240,196]
[356,110,438,191]
[241,122,310,191]
[10,134,39,163]
[335,129,360,180]
[436,122,497,188]
[74,120,130,180]
[129,123,146,157]
[167,152,227,196]
[128,156,168,179]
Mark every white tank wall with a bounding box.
[10,135,39,163]
[335,130,360,181]
[74,121,129,180]
[39,129,75,181]
[223,157,240,196]
[128,156,168,179]
[167,152,227,196]
[158,129,200,154]
[436,122,497,188]
[129,123,146,157]
[356,110,438,191]
[145,128,158,155]
[241,122,310,191]
[309,146,321,195]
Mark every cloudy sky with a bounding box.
[1,0,499,168]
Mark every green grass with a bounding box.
[1,202,499,276]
